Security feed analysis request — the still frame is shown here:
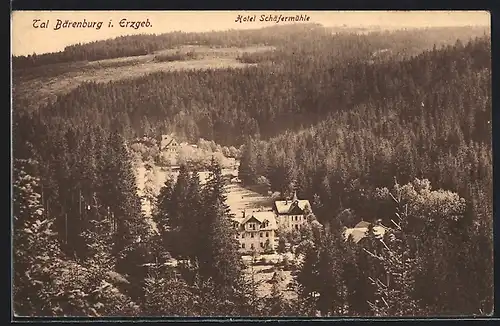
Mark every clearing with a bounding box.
[13,45,276,112]
[134,158,273,219]
[134,157,297,299]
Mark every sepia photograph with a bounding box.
[11,10,492,318]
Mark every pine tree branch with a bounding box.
[389,192,399,204]
[391,219,402,230]
[363,248,384,261]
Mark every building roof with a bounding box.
[344,228,367,244]
[160,134,177,148]
[343,225,386,243]
[232,216,245,224]
[274,199,311,215]
[233,211,277,230]
[354,220,371,229]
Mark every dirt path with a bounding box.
[226,182,274,218]
[134,160,270,220]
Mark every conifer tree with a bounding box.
[13,157,58,315]
[102,131,151,300]
[266,271,292,316]
[153,177,175,238]
[365,188,421,316]
[316,226,349,316]
[295,231,321,316]
[142,265,197,316]
[198,157,248,314]
[167,165,191,257]
[186,171,203,261]
[238,138,258,185]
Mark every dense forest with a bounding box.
[237,36,492,315]
[13,24,487,69]
[12,24,492,317]
[23,30,490,147]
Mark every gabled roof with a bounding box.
[274,199,311,215]
[248,211,275,223]
[241,215,261,225]
[235,211,277,230]
[160,134,177,148]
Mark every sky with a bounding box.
[11,10,490,56]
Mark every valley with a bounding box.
[12,19,492,318]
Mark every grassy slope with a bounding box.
[12,45,275,112]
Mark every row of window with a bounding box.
[246,222,270,230]
[237,231,271,238]
[276,215,304,224]
[241,242,269,249]
[287,215,303,221]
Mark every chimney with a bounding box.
[292,190,298,202]
[242,210,245,219]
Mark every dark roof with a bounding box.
[274,199,311,215]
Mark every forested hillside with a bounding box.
[239,36,491,211]
[12,24,492,317]
[13,24,487,69]
[22,27,489,146]
[237,36,492,315]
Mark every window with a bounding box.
[242,233,245,238]
[295,216,298,221]
[295,225,299,230]
[242,243,245,249]
[251,233,254,238]
[266,232,269,237]
[251,244,254,249]
[260,242,264,248]
[260,232,263,237]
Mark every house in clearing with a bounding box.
[160,134,179,153]
[232,210,278,254]
[272,191,312,231]
[159,134,179,164]
[343,220,386,244]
